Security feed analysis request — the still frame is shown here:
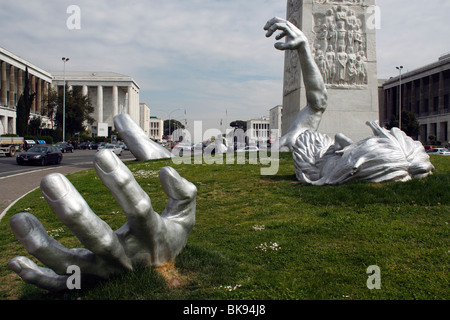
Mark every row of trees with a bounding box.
[15,68,94,141]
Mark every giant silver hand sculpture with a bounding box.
[265,17,434,184]
[8,150,196,291]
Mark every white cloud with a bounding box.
[0,0,286,132]
[1,0,448,132]
[376,0,449,79]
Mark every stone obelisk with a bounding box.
[282,0,379,141]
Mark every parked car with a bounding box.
[118,142,128,150]
[98,143,122,156]
[55,142,74,153]
[236,146,259,152]
[172,143,193,156]
[78,142,88,149]
[16,145,63,166]
[79,142,98,150]
[23,140,36,151]
[192,142,207,154]
[97,142,108,149]
[427,148,450,155]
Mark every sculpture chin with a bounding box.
[292,121,435,185]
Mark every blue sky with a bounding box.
[0,0,449,133]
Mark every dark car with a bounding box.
[79,142,98,150]
[55,142,74,153]
[16,145,63,166]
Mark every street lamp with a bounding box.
[62,57,70,142]
[396,66,403,131]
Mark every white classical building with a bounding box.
[379,54,450,144]
[51,71,141,137]
[247,116,271,143]
[149,116,164,142]
[1,44,146,138]
[269,105,283,143]
[139,102,150,137]
[0,47,53,134]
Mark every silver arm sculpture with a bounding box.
[264,17,328,152]
[265,17,434,184]
[8,136,196,291]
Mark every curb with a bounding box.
[0,187,40,222]
[0,156,137,222]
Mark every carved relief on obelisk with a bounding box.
[311,3,369,88]
[281,0,379,142]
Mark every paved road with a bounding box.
[0,149,136,218]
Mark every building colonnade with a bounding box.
[379,56,450,144]
[0,48,53,134]
[52,71,141,137]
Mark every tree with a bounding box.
[15,67,36,136]
[230,120,247,131]
[42,88,59,130]
[28,117,42,136]
[53,85,95,138]
[388,110,420,138]
[428,134,437,145]
[164,119,185,137]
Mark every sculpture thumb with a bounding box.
[160,167,197,231]
[114,113,172,161]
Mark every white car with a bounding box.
[236,146,259,152]
[172,143,193,156]
[427,148,450,155]
[98,143,122,156]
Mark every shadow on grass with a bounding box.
[264,158,449,208]
[15,244,242,300]
[263,173,298,182]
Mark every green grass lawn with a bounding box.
[0,152,448,300]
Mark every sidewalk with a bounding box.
[0,163,94,221]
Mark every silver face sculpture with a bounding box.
[264,17,434,185]
[8,136,196,291]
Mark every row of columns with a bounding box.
[1,60,140,130]
[77,84,132,124]
[384,70,448,119]
[0,61,51,113]
[250,122,270,139]
[0,115,15,134]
